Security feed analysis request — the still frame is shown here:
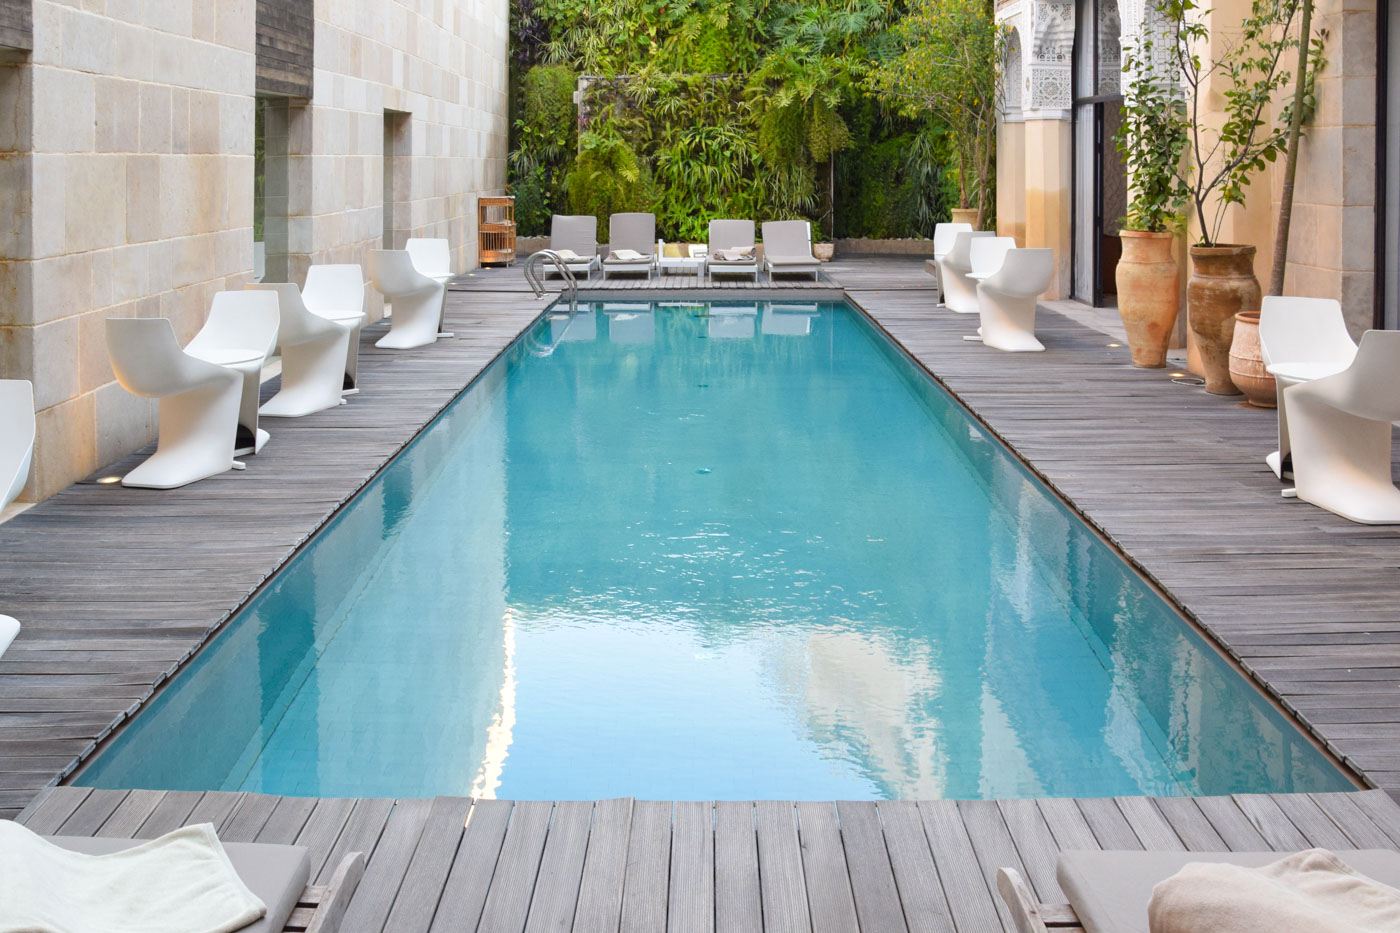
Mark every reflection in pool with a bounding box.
[78,301,1352,799]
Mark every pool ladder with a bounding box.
[524,249,579,314]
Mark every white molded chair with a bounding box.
[246,283,353,417]
[1287,330,1400,523]
[369,250,445,350]
[937,231,994,314]
[302,264,367,395]
[185,291,280,456]
[404,237,454,338]
[1259,296,1358,480]
[975,248,1055,352]
[931,222,973,306]
[0,379,34,658]
[107,318,243,489]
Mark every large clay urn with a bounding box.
[1187,244,1260,395]
[1228,311,1276,407]
[1115,231,1179,367]
[951,208,979,227]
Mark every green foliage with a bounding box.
[510,64,579,234]
[1115,21,1190,232]
[567,129,655,225]
[521,65,576,156]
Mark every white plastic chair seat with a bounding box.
[369,250,445,350]
[1287,329,1400,523]
[1267,360,1349,382]
[107,317,244,488]
[975,247,1054,352]
[937,231,995,314]
[1,380,36,510]
[404,238,454,338]
[931,222,974,305]
[184,291,280,456]
[0,615,17,659]
[302,264,367,394]
[248,282,355,418]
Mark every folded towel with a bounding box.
[607,248,645,261]
[552,248,582,261]
[714,247,755,261]
[1148,848,1400,933]
[0,820,267,933]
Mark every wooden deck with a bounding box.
[18,785,1400,933]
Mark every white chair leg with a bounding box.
[980,293,1045,352]
[229,360,269,456]
[942,270,980,314]
[0,615,17,658]
[1268,374,1301,479]
[261,329,352,417]
[1289,394,1400,523]
[342,321,362,395]
[377,286,443,349]
[124,378,241,489]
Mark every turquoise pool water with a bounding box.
[80,299,1351,800]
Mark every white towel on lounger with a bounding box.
[0,820,266,933]
[1148,848,1400,933]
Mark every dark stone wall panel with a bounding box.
[0,0,33,52]
[257,0,313,98]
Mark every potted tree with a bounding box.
[1114,18,1190,368]
[1159,0,1305,394]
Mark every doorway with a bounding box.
[1072,0,1126,306]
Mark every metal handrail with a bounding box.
[524,249,579,313]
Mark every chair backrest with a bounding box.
[932,222,973,255]
[405,238,452,279]
[945,231,994,270]
[0,380,35,509]
[246,283,334,346]
[761,220,812,258]
[708,219,755,253]
[608,213,656,255]
[302,265,366,320]
[984,248,1055,298]
[185,291,280,361]
[551,215,599,257]
[969,237,1017,276]
[107,318,230,399]
[369,249,434,296]
[1308,329,1400,422]
[1259,296,1357,369]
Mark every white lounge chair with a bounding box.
[603,303,655,344]
[1287,330,1400,523]
[707,220,759,282]
[106,318,243,489]
[1259,296,1358,480]
[974,247,1054,351]
[602,213,657,279]
[762,302,818,336]
[184,291,280,456]
[246,283,353,417]
[931,222,973,307]
[708,304,757,339]
[369,250,446,350]
[404,237,454,338]
[0,379,34,658]
[550,215,602,279]
[761,220,822,281]
[302,264,368,395]
[937,230,995,314]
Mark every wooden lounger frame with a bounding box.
[997,868,1084,933]
[285,852,366,933]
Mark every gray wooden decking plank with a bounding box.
[1191,796,1270,850]
[429,797,514,933]
[835,801,908,933]
[754,800,812,933]
[667,801,714,933]
[15,786,90,833]
[340,796,437,933]
[189,791,247,834]
[713,802,762,933]
[1074,798,1142,850]
[875,801,956,933]
[1308,793,1399,847]
[292,797,359,880]
[1232,795,1310,849]
[1268,793,1358,850]
[477,800,554,933]
[135,789,204,837]
[620,801,673,933]
[384,796,474,933]
[523,800,595,933]
[1340,789,1400,844]
[254,794,319,845]
[58,788,129,835]
[916,800,1002,933]
[95,787,166,838]
[221,792,282,842]
[1150,797,1229,850]
[957,799,1037,933]
[1033,797,1099,852]
[995,798,1068,902]
[572,798,635,933]
[1114,797,1185,851]
[794,802,859,933]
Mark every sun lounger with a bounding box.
[707,220,759,282]
[998,848,1400,933]
[550,215,603,279]
[602,213,657,279]
[761,220,821,280]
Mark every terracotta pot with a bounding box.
[813,242,834,262]
[1187,244,1260,395]
[951,208,979,228]
[1228,311,1277,407]
[1115,231,1179,368]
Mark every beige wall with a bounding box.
[0,0,510,502]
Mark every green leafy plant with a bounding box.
[567,127,655,226]
[1114,17,1190,233]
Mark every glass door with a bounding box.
[1072,0,1126,306]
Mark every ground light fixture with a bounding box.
[97,476,122,484]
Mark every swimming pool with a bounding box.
[79,299,1351,800]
